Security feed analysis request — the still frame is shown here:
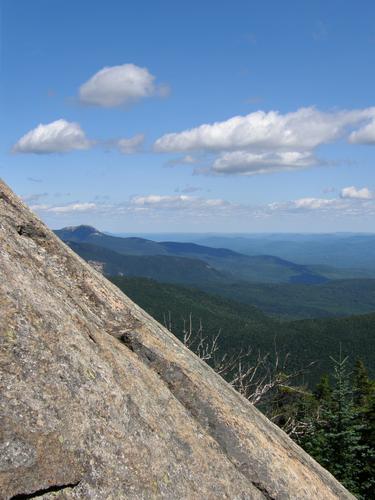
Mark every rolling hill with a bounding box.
[67,241,227,285]
[60,229,375,320]
[56,225,166,255]
[193,233,375,272]
[56,225,339,284]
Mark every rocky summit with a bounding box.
[0,179,354,499]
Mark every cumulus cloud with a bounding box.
[31,202,97,214]
[13,120,146,156]
[13,119,91,154]
[340,186,373,200]
[291,198,339,210]
[154,106,375,175]
[265,194,375,219]
[154,107,375,153]
[349,118,375,144]
[116,134,145,154]
[79,64,168,107]
[211,151,317,175]
[130,194,227,211]
[266,197,340,213]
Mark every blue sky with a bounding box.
[1,0,375,232]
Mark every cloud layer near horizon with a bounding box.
[29,186,375,222]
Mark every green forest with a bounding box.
[111,276,375,384]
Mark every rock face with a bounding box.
[0,179,354,500]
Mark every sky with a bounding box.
[1,0,375,233]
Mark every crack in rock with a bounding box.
[10,481,80,499]
[120,331,275,499]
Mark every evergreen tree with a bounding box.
[301,352,365,496]
[353,358,373,407]
[314,373,332,402]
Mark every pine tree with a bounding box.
[314,373,332,402]
[353,359,372,408]
[301,351,364,496]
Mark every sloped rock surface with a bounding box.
[0,179,354,499]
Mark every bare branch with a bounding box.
[167,313,315,437]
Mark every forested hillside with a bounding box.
[111,276,375,386]
[201,279,375,319]
[59,230,375,319]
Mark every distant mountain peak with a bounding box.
[59,225,103,237]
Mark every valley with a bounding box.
[55,225,375,386]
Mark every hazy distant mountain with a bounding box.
[56,225,166,256]
[56,225,335,284]
[65,238,375,319]
[191,233,375,271]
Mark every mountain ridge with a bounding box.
[55,225,332,284]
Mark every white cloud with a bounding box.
[30,195,230,219]
[13,119,91,154]
[31,202,97,214]
[116,134,145,154]
[211,151,316,175]
[154,107,375,153]
[130,194,228,211]
[349,118,375,144]
[29,191,375,223]
[267,197,341,213]
[292,198,339,210]
[340,186,373,200]
[154,106,375,175]
[79,64,168,107]
[266,195,375,218]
